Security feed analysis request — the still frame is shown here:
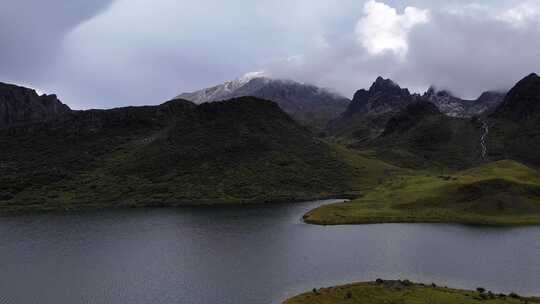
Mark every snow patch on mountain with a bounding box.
[173,73,350,126]
[424,86,505,118]
[175,71,271,104]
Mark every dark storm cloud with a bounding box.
[1,0,540,108]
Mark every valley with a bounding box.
[2,72,540,304]
[2,73,540,227]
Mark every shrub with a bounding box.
[477,287,486,293]
[0,192,14,201]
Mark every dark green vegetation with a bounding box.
[488,73,540,167]
[283,280,540,304]
[2,72,540,222]
[366,102,484,169]
[0,96,398,213]
[304,160,540,225]
[325,75,539,170]
[305,73,540,226]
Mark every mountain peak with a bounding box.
[0,82,71,128]
[340,78,412,120]
[525,72,539,80]
[370,77,401,93]
[370,77,410,99]
[492,72,540,121]
[174,74,349,126]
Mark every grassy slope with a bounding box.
[0,98,400,213]
[283,280,540,304]
[6,143,398,213]
[304,160,540,225]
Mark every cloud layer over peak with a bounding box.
[1,0,540,108]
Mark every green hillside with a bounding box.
[0,97,398,213]
[360,102,484,169]
[304,160,540,225]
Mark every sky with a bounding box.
[2,0,540,109]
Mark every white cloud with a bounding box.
[356,0,430,58]
[498,1,540,27]
[240,71,270,82]
[4,0,540,107]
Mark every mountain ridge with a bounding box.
[0,82,71,128]
[174,74,350,128]
[424,86,506,118]
[0,95,396,212]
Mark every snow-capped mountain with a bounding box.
[174,73,350,127]
[175,71,268,104]
[424,87,505,118]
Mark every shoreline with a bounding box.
[0,194,356,217]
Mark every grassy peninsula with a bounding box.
[304,160,540,226]
[283,280,540,304]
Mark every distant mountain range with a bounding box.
[355,73,540,169]
[174,73,350,129]
[328,76,506,142]
[175,74,507,133]
[1,73,539,212]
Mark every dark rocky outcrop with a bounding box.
[492,73,540,121]
[345,77,413,117]
[0,82,71,128]
[327,77,416,142]
[370,73,540,169]
[486,73,540,167]
[424,87,505,118]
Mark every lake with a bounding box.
[0,199,539,304]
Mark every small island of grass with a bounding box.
[304,160,540,226]
[283,280,540,304]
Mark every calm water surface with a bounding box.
[0,199,539,304]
